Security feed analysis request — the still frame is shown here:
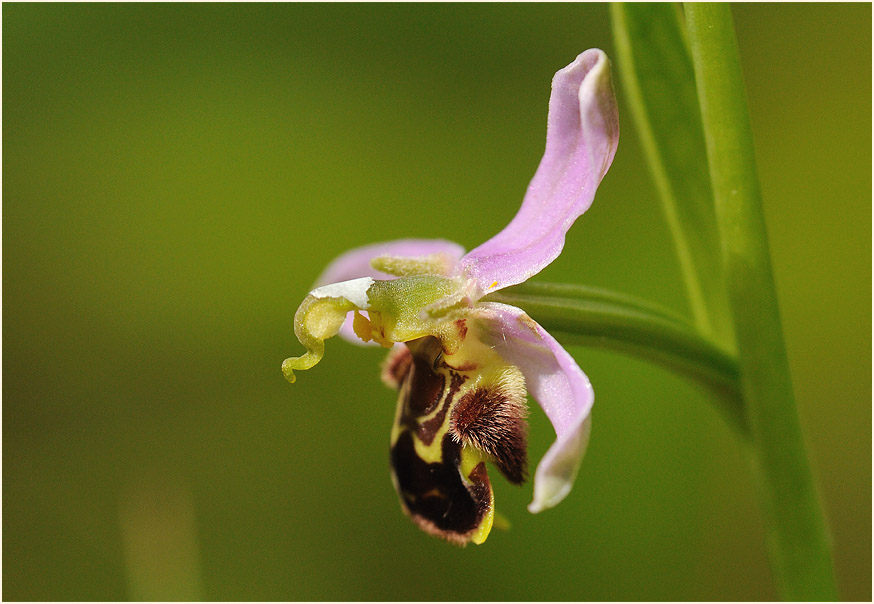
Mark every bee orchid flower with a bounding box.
[282,49,619,545]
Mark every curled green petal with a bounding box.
[283,275,467,383]
[282,277,374,383]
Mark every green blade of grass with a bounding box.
[610,2,733,348]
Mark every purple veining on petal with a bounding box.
[475,302,594,513]
[314,239,466,344]
[458,49,619,297]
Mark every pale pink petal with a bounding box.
[458,49,619,296]
[475,302,594,513]
[314,239,465,344]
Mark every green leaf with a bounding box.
[487,282,744,433]
[610,3,733,347]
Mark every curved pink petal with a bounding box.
[314,239,466,344]
[458,49,619,297]
[475,302,594,513]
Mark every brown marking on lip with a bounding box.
[444,359,479,372]
[455,319,468,341]
[380,345,413,390]
[436,318,470,356]
[404,347,444,417]
[397,337,469,446]
[390,431,493,546]
[466,461,492,508]
[415,370,465,446]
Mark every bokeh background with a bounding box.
[3,3,870,601]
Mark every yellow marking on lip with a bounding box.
[412,420,450,464]
[489,281,498,289]
[460,447,494,545]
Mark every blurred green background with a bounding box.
[3,3,870,601]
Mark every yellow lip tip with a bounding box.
[470,490,495,545]
[470,512,493,545]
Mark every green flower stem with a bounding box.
[505,281,690,324]
[486,283,745,433]
[685,4,837,600]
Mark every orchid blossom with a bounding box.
[282,49,619,545]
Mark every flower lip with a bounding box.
[391,430,493,546]
[388,335,499,545]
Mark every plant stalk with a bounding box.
[684,4,837,599]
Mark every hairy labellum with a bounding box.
[388,332,528,545]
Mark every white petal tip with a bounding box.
[527,416,592,514]
[527,501,545,515]
[310,277,374,308]
[527,478,573,514]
